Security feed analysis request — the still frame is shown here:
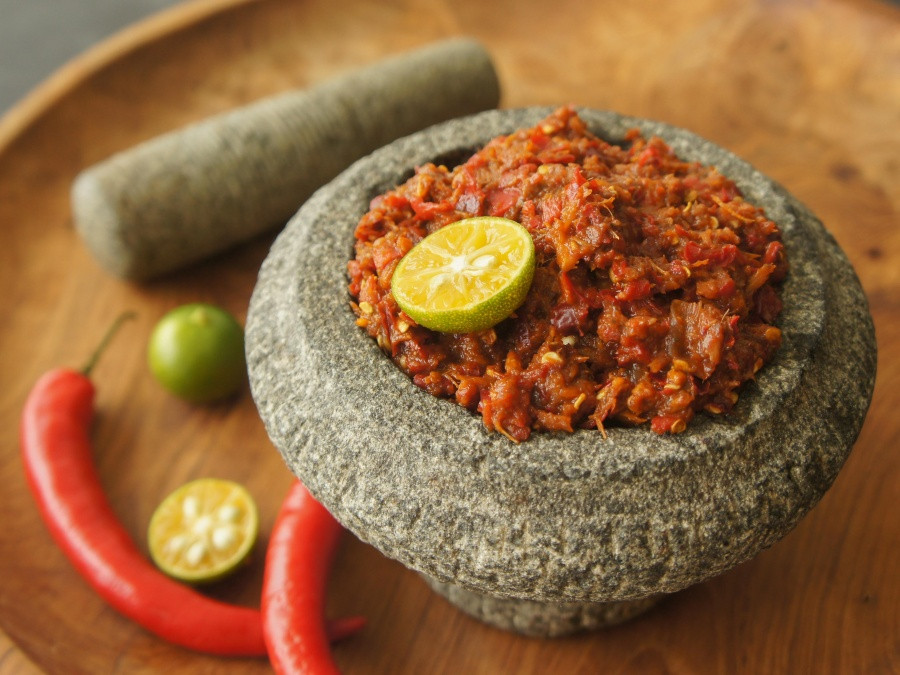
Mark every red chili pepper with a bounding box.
[263,480,366,675]
[19,313,269,656]
[22,313,366,662]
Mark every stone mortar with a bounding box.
[246,107,877,636]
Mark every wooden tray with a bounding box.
[1,0,897,672]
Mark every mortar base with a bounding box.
[422,575,662,637]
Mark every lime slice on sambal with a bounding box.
[390,216,535,333]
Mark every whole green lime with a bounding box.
[147,303,246,403]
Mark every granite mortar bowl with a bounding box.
[246,107,877,636]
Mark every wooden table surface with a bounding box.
[1,0,897,672]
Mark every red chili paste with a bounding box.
[348,107,787,441]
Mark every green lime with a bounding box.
[147,303,245,403]
[148,478,259,584]
[390,217,535,333]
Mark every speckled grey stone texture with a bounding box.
[423,575,662,636]
[246,107,877,635]
[71,39,500,280]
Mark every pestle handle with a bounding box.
[71,38,501,280]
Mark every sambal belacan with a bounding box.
[347,107,787,441]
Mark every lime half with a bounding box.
[390,217,535,333]
[148,478,259,584]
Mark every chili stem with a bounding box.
[81,311,136,376]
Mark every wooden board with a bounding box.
[1,0,898,672]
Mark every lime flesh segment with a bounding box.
[390,217,535,333]
[148,478,259,584]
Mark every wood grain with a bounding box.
[1,0,897,672]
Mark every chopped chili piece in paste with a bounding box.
[348,107,787,441]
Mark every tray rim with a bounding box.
[0,0,257,153]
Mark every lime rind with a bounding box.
[147,303,246,404]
